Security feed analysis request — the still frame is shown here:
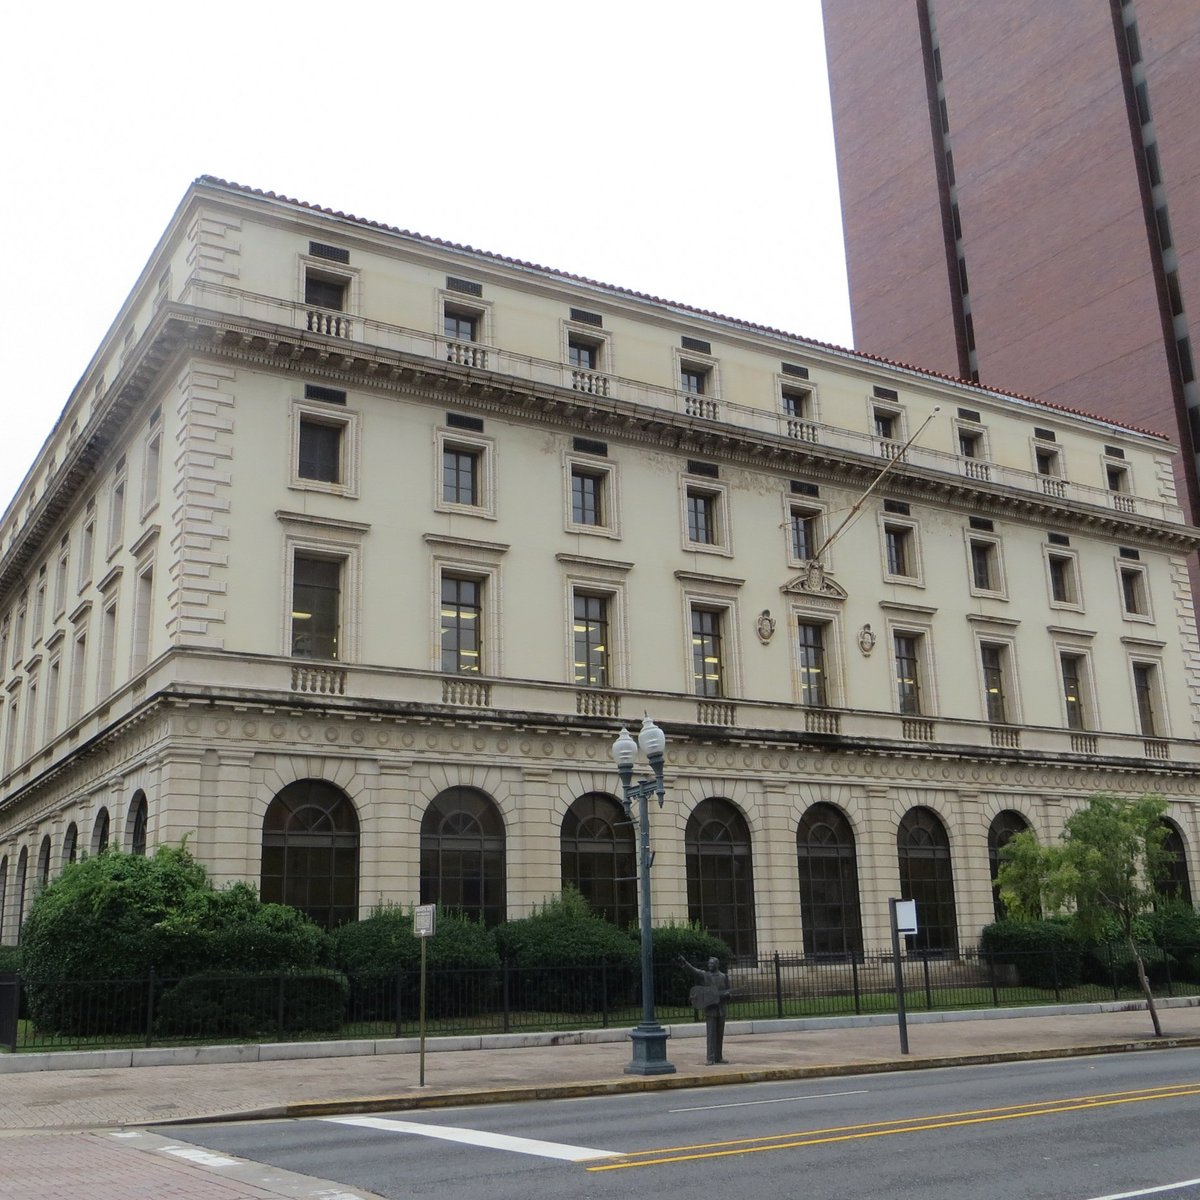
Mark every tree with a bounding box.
[997,793,1170,1036]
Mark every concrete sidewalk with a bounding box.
[3,997,1200,1133]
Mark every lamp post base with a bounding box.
[625,1025,676,1075]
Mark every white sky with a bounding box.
[0,0,851,517]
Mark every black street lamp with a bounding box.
[612,717,675,1076]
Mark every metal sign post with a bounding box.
[888,898,917,1055]
[414,905,436,1086]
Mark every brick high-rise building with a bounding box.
[822,1,1200,522]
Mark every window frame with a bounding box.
[674,347,720,404]
[785,498,826,567]
[140,409,163,518]
[1033,441,1064,479]
[681,583,742,700]
[438,290,492,366]
[1129,656,1167,738]
[1045,546,1083,611]
[1117,560,1153,623]
[869,399,906,453]
[965,530,1006,599]
[792,610,839,708]
[290,398,360,497]
[680,475,732,556]
[427,536,507,677]
[564,452,620,539]
[107,457,127,556]
[976,635,1019,725]
[435,427,497,519]
[879,514,922,585]
[280,520,364,663]
[1057,646,1097,731]
[888,619,935,717]
[300,254,360,317]
[953,417,989,462]
[559,555,631,690]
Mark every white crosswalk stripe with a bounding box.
[321,1114,621,1161]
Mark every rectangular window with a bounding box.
[958,428,983,458]
[142,416,162,514]
[970,538,996,591]
[1035,447,1060,477]
[1120,566,1148,616]
[98,598,118,699]
[108,459,127,552]
[291,555,341,660]
[4,697,18,773]
[443,446,481,507]
[568,338,598,370]
[571,467,605,527]
[1106,463,1130,493]
[32,572,46,645]
[305,271,346,311]
[68,630,87,724]
[681,366,708,395]
[796,621,827,707]
[23,674,37,762]
[573,593,609,687]
[131,565,153,674]
[980,643,1009,723]
[79,509,95,590]
[790,507,818,561]
[884,524,913,578]
[781,387,811,418]
[1132,662,1158,737]
[1060,653,1088,730]
[13,599,26,667]
[298,419,343,483]
[1048,552,1078,606]
[873,407,900,440]
[687,488,717,545]
[44,656,60,741]
[894,633,923,715]
[444,309,478,342]
[691,607,725,697]
[441,576,482,674]
[54,538,69,615]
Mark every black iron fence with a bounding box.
[2,944,1196,1054]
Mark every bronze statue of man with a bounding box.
[677,955,731,1064]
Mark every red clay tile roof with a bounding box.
[195,176,1171,444]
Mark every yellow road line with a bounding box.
[586,1084,1200,1171]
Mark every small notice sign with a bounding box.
[414,905,437,938]
[893,899,918,935]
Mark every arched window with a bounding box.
[897,807,958,954]
[988,810,1032,921]
[1158,820,1192,905]
[261,779,360,929]
[36,836,51,889]
[63,823,78,867]
[797,803,863,958]
[686,797,757,959]
[92,808,110,854]
[420,787,506,927]
[14,848,28,942]
[128,791,148,856]
[0,856,7,943]
[561,792,636,928]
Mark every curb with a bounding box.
[155,1033,1200,1126]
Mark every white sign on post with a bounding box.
[894,899,918,935]
[414,904,437,938]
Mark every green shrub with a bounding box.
[980,918,1084,989]
[0,944,21,975]
[1143,901,1200,978]
[329,905,500,1022]
[19,846,331,1035]
[155,969,348,1039]
[495,889,638,1012]
[647,923,732,1008]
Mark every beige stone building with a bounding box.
[1,177,1198,957]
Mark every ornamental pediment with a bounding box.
[781,560,847,600]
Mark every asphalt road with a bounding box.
[166,1050,1200,1200]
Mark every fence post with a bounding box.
[922,950,933,1009]
[774,952,784,1020]
[601,962,608,1029]
[277,975,286,1036]
[1164,949,1174,999]
[144,967,156,1048]
[502,960,511,1035]
[395,968,403,1039]
[987,948,999,1008]
[1108,944,1120,1001]
[851,955,861,1015]
[1051,944,1061,1003]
